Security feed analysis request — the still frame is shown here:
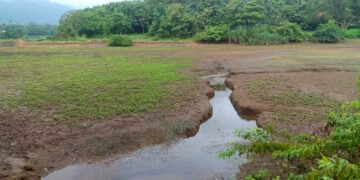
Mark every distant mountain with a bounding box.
[0,0,73,24]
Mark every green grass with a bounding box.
[344,29,360,39]
[127,33,193,42]
[0,47,192,122]
[273,111,326,123]
[247,78,338,107]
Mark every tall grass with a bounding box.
[228,25,288,45]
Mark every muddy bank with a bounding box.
[43,84,256,180]
[225,70,358,178]
[226,71,358,135]
[0,79,213,179]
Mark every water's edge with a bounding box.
[43,75,257,180]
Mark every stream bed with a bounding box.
[43,77,257,180]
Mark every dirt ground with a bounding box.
[1,42,359,179]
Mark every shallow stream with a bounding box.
[43,76,256,180]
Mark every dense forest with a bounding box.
[56,0,360,44]
[0,23,57,39]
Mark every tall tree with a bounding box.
[4,24,25,38]
[57,10,86,37]
[327,0,360,29]
[235,0,266,27]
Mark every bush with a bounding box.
[220,87,360,179]
[247,31,287,45]
[302,31,314,41]
[344,29,360,39]
[229,25,288,45]
[194,25,228,43]
[108,35,133,47]
[313,21,344,43]
[275,21,305,42]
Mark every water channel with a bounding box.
[43,75,257,180]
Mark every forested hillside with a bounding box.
[56,0,360,43]
[0,24,57,39]
[0,0,71,24]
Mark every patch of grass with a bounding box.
[273,111,326,123]
[127,33,193,42]
[264,92,337,107]
[247,78,338,107]
[248,78,278,94]
[0,47,192,122]
[344,29,360,39]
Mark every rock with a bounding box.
[23,165,35,171]
[0,172,9,178]
[25,152,38,159]
[4,157,27,174]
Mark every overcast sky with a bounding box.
[49,0,123,8]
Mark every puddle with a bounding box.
[43,76,257,180]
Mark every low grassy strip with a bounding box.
[0,48,192,122]
[247,78,338,107]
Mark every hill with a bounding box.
[0,0,72,24]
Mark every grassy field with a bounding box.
[1,41,359,179]
[247,77,339,107]
[0,46,193,122]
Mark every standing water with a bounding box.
[43,75,257,180]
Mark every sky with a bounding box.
[49,0,123,8]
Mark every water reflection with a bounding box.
[43,88,256,180]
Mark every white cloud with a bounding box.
[49,0,123,8]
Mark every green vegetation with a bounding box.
[195,25,228,43]
[229,25,288,45]
[273,111,326,124]
[0,47,192,122]
[54,0,360,44]
[345,28,360,39]
[221,80,360,179]
[247,79,338,107]
[275,21,305,42]
[108,35,133,46]
[0,23,57,39]
[313,21,345,43]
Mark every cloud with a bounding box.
[49,0,123,8]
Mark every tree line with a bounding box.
[56,0,360,43]
[0,23,57,39]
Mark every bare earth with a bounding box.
[1,42,359,179]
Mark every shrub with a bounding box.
[194,25,228,43]
[53,33,72,41]
[229,25,288,45]
[313,21,344,43]
[247,31,287,45]
[344,29,360,39]
[108,35,133,47]
[302,31,314,41]
[275,21,305,42]
[220,92,360,179]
